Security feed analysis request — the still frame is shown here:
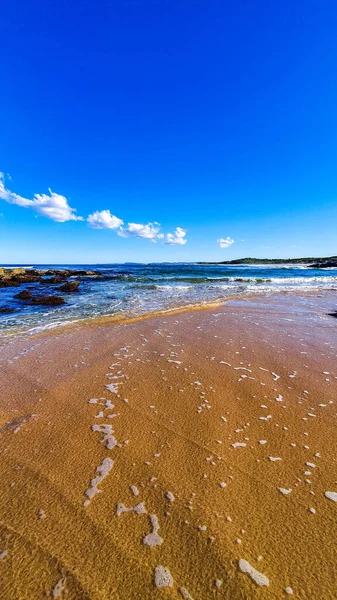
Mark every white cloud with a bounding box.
[118,222,161,241]
[89,213,188,245]
[217,236,234,248]
[87,209,123,229]
[0,173,83,222]
[164,227,187,245]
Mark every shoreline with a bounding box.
[1,288,336,347]
[1,291,337,598]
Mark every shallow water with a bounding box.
[1,262,337,340]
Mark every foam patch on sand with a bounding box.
[143,514,163,547]
[91,423,117,449]
[52,578,66,598]
[278,488,292,495]
[179,587,194,599]
[238,559,269,586]
[116,502,147,516]
[106,383,120,394]
[154,566,173,588]
[84,458,114,506]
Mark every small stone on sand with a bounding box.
[325,491,337,502]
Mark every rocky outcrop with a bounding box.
[0,306,15,313]
[14,275,42,283]
[31,296,65,306]
[44,269,97,277]
[0,267,99,290]
[310,261,337,269]
[14,290,33,300]
[59,281,80,292]
[10,267,26,276]
[40,277,65,284]
[0,279,20,287]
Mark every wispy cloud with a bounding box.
[87,209,123,229]
[118,221,160,241]
[2,171,187,246]
[164,227,187,245]
[0,173,83,222]
[217,236,234,248]
[87,211,187,245]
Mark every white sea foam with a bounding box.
[52,578,66,598]
[143,514,163,547]
[154,566,173,588]
[84,458,114,506]
[91,423,117,449]
[116,502,147,516]
[106,383,120,394]
[179,587,194,599]
[238,559,269,586]
[278,488,292,495]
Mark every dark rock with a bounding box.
[0,306,15,313]
[328,311,337,318]
[0,280,20,287]
[14,275,42,283]
[59,280,80,292]
[69,270,90,276]
[31,296,65,306]
[40,277,64,284]
[310,261,337,269]
[14,290,33,300]
[44,270,69,278]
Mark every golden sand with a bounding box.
[0,293,337,599]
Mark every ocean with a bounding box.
[1,262,337,340]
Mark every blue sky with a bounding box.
[0,0,336,263]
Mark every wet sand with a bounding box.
[0,292,336,599]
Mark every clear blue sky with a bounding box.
[0,0,336,263]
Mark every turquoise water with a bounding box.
[1,262,337,339]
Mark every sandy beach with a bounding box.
[0,292,337,599]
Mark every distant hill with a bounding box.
[198,256,337,267]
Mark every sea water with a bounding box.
[0,262,336,341]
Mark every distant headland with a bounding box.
[199,256,337,267]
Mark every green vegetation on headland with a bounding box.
[198,256,337,267]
